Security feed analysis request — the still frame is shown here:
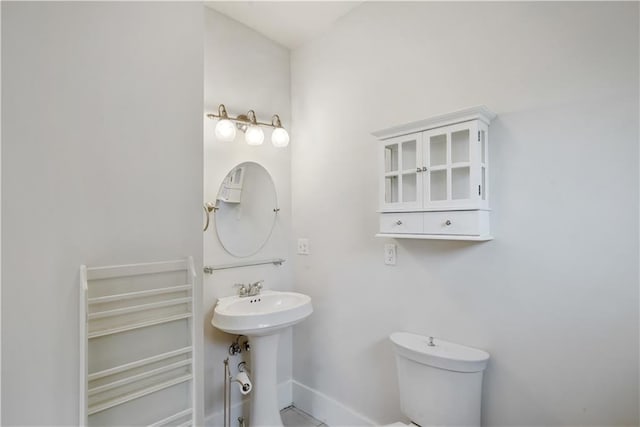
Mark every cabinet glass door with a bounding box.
[451,129,471,201]
[479,124,488,204]
[384,144,399,204]
[381,134,422,210]
[423,122,475,209]
[428,133,448,203]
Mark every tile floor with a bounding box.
[281,406,326,427]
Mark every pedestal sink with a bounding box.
[212,290,313,427]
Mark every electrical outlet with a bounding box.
[297,238,310,255]
[384,244,396,265]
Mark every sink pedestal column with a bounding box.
[248,332,283,427]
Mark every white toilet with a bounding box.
[387,332,490,427]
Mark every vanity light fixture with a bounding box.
[270,115,290,147]
[207,104,290,148]
[213,104,237,143]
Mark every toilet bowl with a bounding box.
[385,332,490,427]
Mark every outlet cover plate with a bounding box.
[297,238,310,255]
[384,243,396,265]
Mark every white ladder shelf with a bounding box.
[80,258,197,426]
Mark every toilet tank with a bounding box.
[389,332,490,427]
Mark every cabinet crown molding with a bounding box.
[372,105,496,140]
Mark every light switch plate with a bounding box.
[297,238,310,255]
[384,243,396,265]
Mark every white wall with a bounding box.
[0,2,3,422]
[203,7,293,424]
[290,2,639,426]
[1,2,204,425]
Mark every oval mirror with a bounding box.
[214,162,278,257]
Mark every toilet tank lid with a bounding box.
[389,332,490,373]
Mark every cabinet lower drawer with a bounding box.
[422,210,489,236]
[379,210,490,237]
[379,213,423,234]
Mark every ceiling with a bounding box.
[204,1,363,49]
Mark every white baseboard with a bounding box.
[291,380,376,426]
[205,380,293,426]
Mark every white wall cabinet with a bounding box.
[373,106,495,241]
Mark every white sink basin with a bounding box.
[212,290,313,336]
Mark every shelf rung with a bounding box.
[88,313,192,339]
[89,297,192,320]
[89,285,191,305]
[89,359,192,396]
[148,409,193,427]
[89,347,192,381]
[88,374,192,415]
[87,259,188,280]
[451,162,471,168]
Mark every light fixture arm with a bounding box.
[271,114,283,128]
[246,110,258,125]
[218,104,230,119]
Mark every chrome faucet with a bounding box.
[234,284,248,297]
[247,280,263,296]
[234,281,263,297]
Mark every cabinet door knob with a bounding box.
[395,220,403,225]
[445,220,452,226]
[416,167,421,173]
[422,167,427,172]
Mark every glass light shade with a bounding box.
[271,127,290,147]
[245,125,265,146]
[215,119,237,142]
